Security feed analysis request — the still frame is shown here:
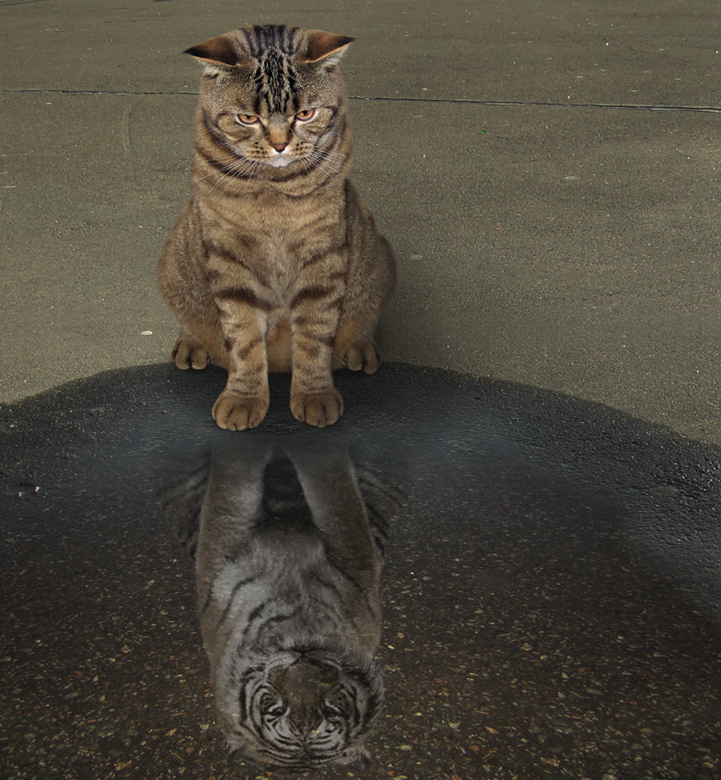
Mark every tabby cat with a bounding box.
[158,25,396,430]
[157,434,401,770]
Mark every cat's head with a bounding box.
[186,25,353,174]
[219,647,383,771]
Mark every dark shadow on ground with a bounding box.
[1,363,720,779]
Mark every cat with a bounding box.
[157,25,396,430]
[156,433,403,770]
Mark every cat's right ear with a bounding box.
[184,35,249,75]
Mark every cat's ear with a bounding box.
[184,34,250,75]
[304,30,354,67]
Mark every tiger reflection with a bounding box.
[159,435,401,770]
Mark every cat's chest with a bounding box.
[202,190,343,305]
[210,189,342,257]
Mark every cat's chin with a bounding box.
[263,155,297,169]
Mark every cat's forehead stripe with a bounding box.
[260,49,296,114]
[243,25,298,58]
[240,26,299,115]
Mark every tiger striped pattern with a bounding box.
[157,25,396,430]
[156,435,403,770]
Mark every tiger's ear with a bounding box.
[304,30,354,66]
[340,744,371,769]
[185,34,251,75]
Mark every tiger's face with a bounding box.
[223,653,382,770]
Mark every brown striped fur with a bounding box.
[158,25,396,430]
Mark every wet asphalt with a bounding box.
[2,363,720,779]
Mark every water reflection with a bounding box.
[3,364,721,778]
[157,433,403,771]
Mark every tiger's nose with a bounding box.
[271,142,289,152]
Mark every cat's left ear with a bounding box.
[304,30,354,67]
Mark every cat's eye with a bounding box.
[236,113,259,125]
[295,109,316,122]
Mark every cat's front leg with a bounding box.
[211,298,270,431]
[289,284,344,427]
[213,389,269,431]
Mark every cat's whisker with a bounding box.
[194,153,260,194]
[224,156,258,178]
[297,148,345,181]
[311,148,343,165]
[319,148,345,160]
[313,153,344,181]
[202,155,266,195]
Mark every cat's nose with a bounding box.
[271,142,289,153]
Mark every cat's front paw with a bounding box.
[172,336,210,370]
[290,389,344,428]
[343,340,381,374]
[212,391,269,430]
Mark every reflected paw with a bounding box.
[343,341,381,374]
[290,389,344,428]
[212,391,268,431]
[172,337,210,370]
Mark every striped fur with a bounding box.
[158,25,396,430]
[157,435,403,770]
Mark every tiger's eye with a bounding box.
[266,702,287,717]
[295,109,316,122]
[237,113,259,125]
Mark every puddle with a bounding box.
[1,363,720,779]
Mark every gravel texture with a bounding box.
[1,363,720,779]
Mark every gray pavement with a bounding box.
[1,0,720,443]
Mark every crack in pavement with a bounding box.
[1,87,720,113]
